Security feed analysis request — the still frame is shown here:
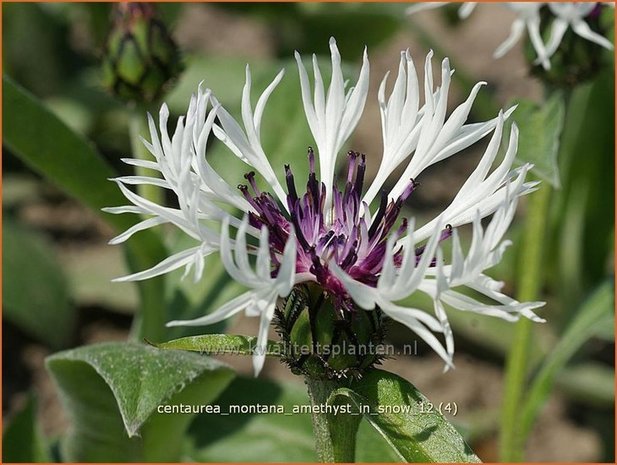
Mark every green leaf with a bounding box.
[337,369,480,463]
[3,74,169,341]
[4,75,132,233]
[304,378,362,462]
[551,72,614,314]
[188,377,317,462]
[3,393,50,462]
[556,363,615,409]
[520,280,614,438]
[510,92,565,188]
[356,420,404,462]
[3,220,74,348]
[154,334,284,357]
[166,56,275,115]
[46,342,234,461]
[3,3,75,97]
[186,375,400,462]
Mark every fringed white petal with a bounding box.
[365,49,502,205]
[295,37,369,210]
[108,216,168,245]
[547,2,613,52]
[173,214,298,375]
[211,68,288,207]
[458,2,477,19]
[405,2,448,15]
[380,300,454,369]
[413,122,534,242]
[571,19,614,50]
[544,18,570,57]
[113,245,215,282]
[167,291,254,327]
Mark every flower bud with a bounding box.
[275,284,387,380]
[101,3,182,103]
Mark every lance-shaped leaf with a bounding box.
[3,75,168,341]
[509,92,565,188]
[3,220,75,348]
[520,280,614,438]
[153,334,284,357]
[46,342,234,462]
[333,369,480,463]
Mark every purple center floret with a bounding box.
[238,148,451,308]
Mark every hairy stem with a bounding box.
[305,378,361,462]
[499,182,551,461]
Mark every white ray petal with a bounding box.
[572,19,614,50]
[113,246,212,282]
[167,291,254,327]
[108,216,168,245]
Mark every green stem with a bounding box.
[499,182,551,461]
[305,378,361,462]
[127,103,167,343]
[127,248,167,343]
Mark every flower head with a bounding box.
[407,2,614,70]
[102,2,183,103]
[107,38,544,376]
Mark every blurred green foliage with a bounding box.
[2,3,614,463]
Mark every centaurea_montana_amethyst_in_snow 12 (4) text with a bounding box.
[105,38,546,380]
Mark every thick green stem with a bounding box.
[499,183,551,461]
[305,378,361,462]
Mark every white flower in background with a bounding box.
[546,3,614,56]
[107,38,545,375]
[407,2,614,69]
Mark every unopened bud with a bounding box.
[101,3,182,103]
[275,284,387,380]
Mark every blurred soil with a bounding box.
[2,3,608,463]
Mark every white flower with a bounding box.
[407,2,614,70]
[108,38,544,374]
[546,3,614,57]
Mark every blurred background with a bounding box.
[3,3,614,462]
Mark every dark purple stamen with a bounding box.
[308,146,316,174]
[414,224,452,265]
[238,149,453,305]
[284,164,298,210]
[368,190,388,238]
[346,151,358,183]
[244,171,260,196]
[354,154,366,195]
